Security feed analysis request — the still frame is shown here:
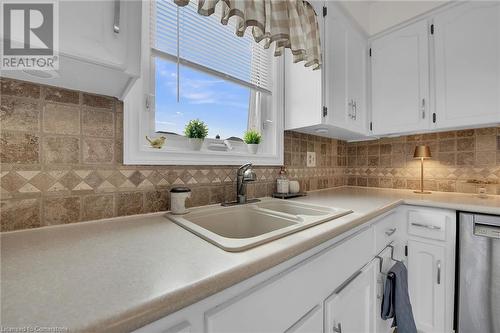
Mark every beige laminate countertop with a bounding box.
[1,187,499,332]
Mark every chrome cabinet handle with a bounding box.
[385,228,396,236]
[348,100,354,119]
[113,0,121,33]
[411,222,441,230]
[352,100,357,120]
[333,322,342,333]
[421,98,426,118]
[437,260,441,284]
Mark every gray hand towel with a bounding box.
[381,261,417,333]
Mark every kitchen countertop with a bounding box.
[1,187,499,332]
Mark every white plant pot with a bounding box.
[188,138,204,150]
[247,143,259,154]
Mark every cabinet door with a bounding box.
[59,0,130,68]
[434,1,500,129]
[285,305,323,333]
[347,28,367,133]
[324,3,367,134]
[284,49,323,130]
[371,20,430,135]
[407,240,446,333]
[324,262,376,333]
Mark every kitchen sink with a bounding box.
[166,198,352,251]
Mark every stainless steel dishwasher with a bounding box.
[458,213,500,333]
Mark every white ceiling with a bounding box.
[339,1,450,35]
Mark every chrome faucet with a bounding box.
[237,163,256,203]
[222,163,258,206]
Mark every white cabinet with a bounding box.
[324,261,376,333]
[408,239,446,333]
[325,2,367,134]
[285,304,323,333]
[370,20,430,135]
[285,2,369,140]
[404,206,456,333]
[434,1,500,129]
[2,0,141,98]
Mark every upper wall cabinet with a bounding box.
[1,0,141,99]
[370,20,430,136]
[285,2,370,141]
[325,2,368,135]
[433,1,500,129]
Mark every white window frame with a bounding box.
[123,1,284,166]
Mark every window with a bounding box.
[122,0,283,165]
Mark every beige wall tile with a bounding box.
[82,138,114,164]
[0,132,39,163]
[144,190,169,213]
[117,192,144,216]
[43,137,79,164]
[82,195,114,221]
[44,86,79,104]
[82,93,114,109]
[43,103,80,135]
[1,199,41,231]
[476,135,496,151]
[1,78,40,98]
[82,108,114,137]
[1,97,40,132]
[457,137,475,151]
[43,197,80,225]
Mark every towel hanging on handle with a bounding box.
[381,261,417,333]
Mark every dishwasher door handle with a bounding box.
[411,222,441,230]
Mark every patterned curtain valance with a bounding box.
[173,0,322,70]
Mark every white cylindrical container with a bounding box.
[170,187,191,214]
[289,180,300,194]
[277,179,289,194]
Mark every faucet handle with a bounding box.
[243,168,256,181]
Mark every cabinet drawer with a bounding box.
[374,211,401,252]
[407,209,447,241]
[204,228,373,333]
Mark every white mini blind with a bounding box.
[151,0,273,94]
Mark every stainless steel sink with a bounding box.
[166,198,352,251]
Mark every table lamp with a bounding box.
[414,145,432,194]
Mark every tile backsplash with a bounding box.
[1,77,498,232]
[345,129,500,194]
[0,78,345,232]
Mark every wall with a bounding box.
[345,130,500,194]
[0,78,345,232]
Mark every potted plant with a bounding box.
[244,129,262,154]
[184,119,208,150]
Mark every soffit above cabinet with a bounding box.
[339,1,450,36]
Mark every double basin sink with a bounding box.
[166,199,352,251]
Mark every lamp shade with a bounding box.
[413,145,432,158]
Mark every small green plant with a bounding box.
[243,129,262,144]
[184,119,208,139]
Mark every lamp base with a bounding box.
[414,190,431,194]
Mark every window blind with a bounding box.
[151,0,273,94]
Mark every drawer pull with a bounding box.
[385,228,396,236]
[333,322,342,333]
[411,222,441,230]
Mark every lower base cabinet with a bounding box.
[408,240,446,333]
[324,261,377,333]
[135,206,456,333]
